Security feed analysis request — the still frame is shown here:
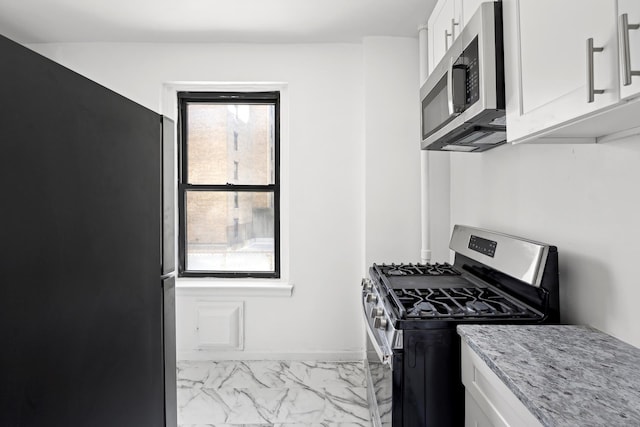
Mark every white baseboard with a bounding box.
[178,349,365,362]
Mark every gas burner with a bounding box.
[422,263,460,276]
[380,262,461,277]
[386,265,418,276]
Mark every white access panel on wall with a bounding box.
[196,301,245,350]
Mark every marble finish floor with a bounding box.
[177,360,372,427]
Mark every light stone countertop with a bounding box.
[457,324,640,427]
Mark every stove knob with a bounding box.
[361,278,372,291]
[366,293,378,304]
[374,316,388,330]
[370,307,384,318]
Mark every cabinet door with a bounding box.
[465,391,497,427]
[619,0,640,100]
[461,341,544,427]
[428,0,457,73]
[504,0,618,142]
[461,0,486,27]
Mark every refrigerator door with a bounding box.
[163,276,177,427]
[162,116,176,276]
[0,34,166,426]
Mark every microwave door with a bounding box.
[421,58,468,141]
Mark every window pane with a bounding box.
[186,103,275,185]
[185,190,275,272]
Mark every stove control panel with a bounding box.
[469,235,497,257]
[450,225,551,288]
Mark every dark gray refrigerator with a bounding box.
[0,34,177,427]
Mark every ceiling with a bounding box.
[0,0,436,44]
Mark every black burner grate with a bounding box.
[395,287,534,319]
[380,262,460,277]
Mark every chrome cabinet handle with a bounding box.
[451,18,459,40]
[586,38,605,103]
[444,19,459,51]
[620,13,640,86]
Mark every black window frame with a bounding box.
[177,91,281,278]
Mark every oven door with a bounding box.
[363,294,395,427]
[365,330,393,427]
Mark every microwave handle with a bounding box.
[447,57,466,115]
[447,57,455,115]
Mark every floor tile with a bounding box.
[321,387,369,424]
[177,360,372,427]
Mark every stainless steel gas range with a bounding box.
[362,225,559,427]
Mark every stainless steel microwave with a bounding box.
[421,2,506,153]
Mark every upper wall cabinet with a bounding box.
[428,0,459,75]
[619,0,640,100]
[504,0,640,144]
[427,0,485,75]
[461,0,488,27]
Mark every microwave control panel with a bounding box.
[463,36,479,106]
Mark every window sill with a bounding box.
[175,278,294,297]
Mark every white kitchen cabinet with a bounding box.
[465,390,495,427]
[461,0,487,27]
[428,0,460,74]
[504,0,619,143]
[461,341,543,427]
[619,0,640,100]
[427,0,486,74]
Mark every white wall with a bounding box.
[363,37,422,266]
[450,136,640,348]
[28,39,421,359]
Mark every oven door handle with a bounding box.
[362,298,392,366]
